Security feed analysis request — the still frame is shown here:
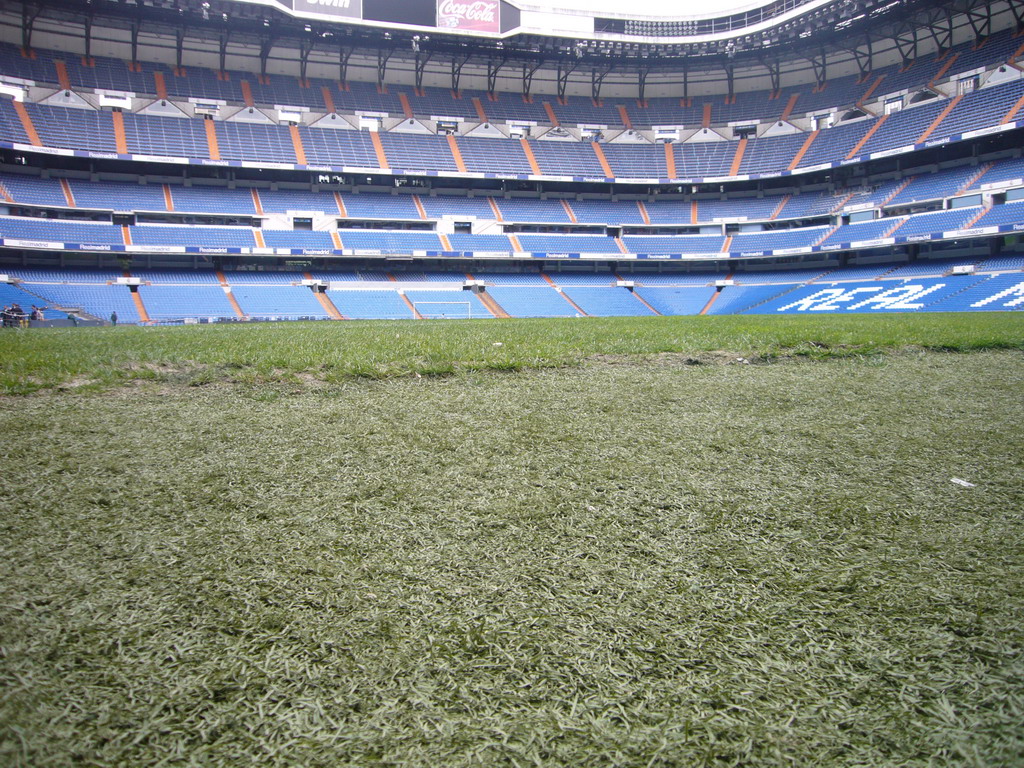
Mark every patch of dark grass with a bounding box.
[1,314,1021,394]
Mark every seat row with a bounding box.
[2,29,1022,129]
[1,200,1021,255]
[3,157,1021,224]
[3,75,1024,181]
[5,267,1021,323]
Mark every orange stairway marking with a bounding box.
[846,115,888,160]
[162,184,174,211]
[561,199,577,223]
[60,179,75,207]
[883,218,907,237]
[615,237,629,254]
[475,289,510,318]
[203,119,220,160]
[592,142,614,177]
[520,139,542,175]
[240,80,255,107]
[331,231,343,249]
[881,177,914,206]
[626,285,660,315]
[446,135,467,173]
[54,60,71,90]
[699,284,725,315]
[111,110,129,154]
[664,142,676,178]
[830,192,854,214]
[1010,39,1024,65]
[412,195,427,220]
[250,189,263,215]
[814,225,841,246]
[508,233,523,252]
[702,103,712,128]
[0,180,13,202]
[334,192,347,217]
[472,97,488,123]
[617,105,632,129]
[289,125,307,164]
[153,71,169,100]
[729,137,747,176]
[787,130,819,170]
[770,195,790,220]
[637,200,650,225]
[858,74,885,105]
[721,235,732,253]
[1001,92,1024,124]
[399,292,423,319]
[216,271,246,318]
[252,230,266,248]
[959,163,993,192]
[131,289,150,323]
[487,197,504,221]
[438,233,452,251]
[964,206,990,229]
[305,271,343,319]
[916,94,962,144]
[929,52,959,86]
[543,102,560,126]
[321,86,335,113]
[121,225,132,246]
[370,132,389,169]
[12,101,41,146]
[541,273,588,315]
[398,92,414,119]
[691,201,698,224]
[779,94,799,121]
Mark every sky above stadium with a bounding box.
[544,0,759,15]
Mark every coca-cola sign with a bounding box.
[437,0,499,32]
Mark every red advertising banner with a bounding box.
[436,0,500,32]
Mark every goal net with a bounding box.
[411,301,472,319]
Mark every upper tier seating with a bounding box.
[1,27,1020,137]
[0,217,125,245]
[3,81,1022,182]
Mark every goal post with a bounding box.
[410,300,473,319]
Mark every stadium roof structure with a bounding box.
[6,0,1021,99]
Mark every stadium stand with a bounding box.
[2,1,1023,322]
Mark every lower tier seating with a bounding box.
[4,265,1021,321]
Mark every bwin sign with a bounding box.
[293,0,362,18]
[779,283,946,312]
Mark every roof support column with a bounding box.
[487,57,507,98]
[450,53,470,93]
[522,60,543,100]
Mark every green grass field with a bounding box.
[1,315,1023,766]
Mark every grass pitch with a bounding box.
[1,315,1023,766]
